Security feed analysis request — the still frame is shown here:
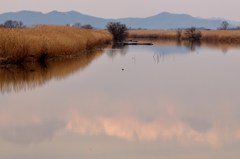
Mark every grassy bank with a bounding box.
[129,30,240,43]
[0,26,111,64]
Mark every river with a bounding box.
[1,40,240,159]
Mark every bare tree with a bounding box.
[219,21,229,30]
[106,22,128,42]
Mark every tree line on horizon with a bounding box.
[0,20,26,28]
[0,20,94,29]
[1,19,240,30]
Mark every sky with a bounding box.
[0,0,240,21]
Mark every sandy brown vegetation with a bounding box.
[0,25,111,64]
[129,30,240,43]
[129,30,177,40]
[200,30,240,43]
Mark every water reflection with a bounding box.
[0,120,64,144]
[0,50,104,94]
[1,41,240,159]
[183,41,202,51]
[66,114,221,146]
[1,110,240,148]
[137,39,240,53]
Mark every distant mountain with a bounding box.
[0,10,109,28]
[0,10,237,29]
[118,12,234,29]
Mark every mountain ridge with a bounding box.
[0,10,238,29]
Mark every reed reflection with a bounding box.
[0,50,104,94]
[1,40,240,158]
[136,38,240,53]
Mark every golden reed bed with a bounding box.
[129,30,240,43]
[0,26,111,64]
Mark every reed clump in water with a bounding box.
[0,25,111,64]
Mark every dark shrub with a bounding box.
[218,21,229,30]
[106,22,128,42]
[184,27,202,41]
[82,24,93,29]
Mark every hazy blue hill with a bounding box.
[0,11,44,26]
[0,10,109,27]
[0,10,236,29]
[118,12,223,29]
[43,11,109,27]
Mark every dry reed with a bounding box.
[129,30,177,40]
[0,25,111,64]
[201,30,240,43]
[129,30,240,43]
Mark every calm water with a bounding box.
[1,41,240,159]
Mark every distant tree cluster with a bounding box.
[82,24,93,29]
[71,22,93,29]
[233,26,240,30]
[0,20,25,28]
[72,22,82,27]
[217,21,240,30]
[218,21,229,30]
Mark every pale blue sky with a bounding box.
[1,0,240,20]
